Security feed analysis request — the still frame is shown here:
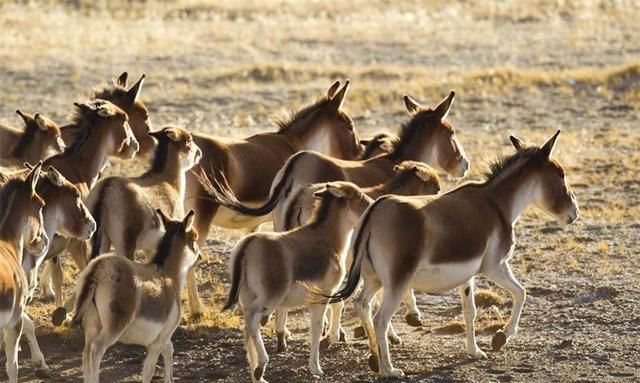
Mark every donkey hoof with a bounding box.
[492,330,507,351]
[353,326,366,339]
[276,332,288,353]
[35,367,51,378]
[260,315,270,327]
[388,333,402,345]
[189,311,204,322]
[405,313,422,327]
[368,354,379,373]
[253,365,266,381]
[319,337,331,351]
[338,328,347,342]
[51,307,67,327]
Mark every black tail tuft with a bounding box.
[89,179,113,260]
[223,238,252,311]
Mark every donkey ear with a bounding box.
[433,90,455,120]
[46,166,65,187]
[326,184,347,198]
[509,135,526,151]
[330,80,350,110]
[165,128,180,142]
[155,209,170,231]
[34,113,48,131]
[16,109,30,125]
[540,130,561,158]
[125,73,145,105]
[183,210,195,232]
[115,72,128,87]
[96,104,116,118]
[403,95,421,115]
[326,80,341,98]
[26,161,43,192]
[23,162,34,170]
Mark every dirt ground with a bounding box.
[1,1,639,382]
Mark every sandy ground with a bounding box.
[1,1,639,382]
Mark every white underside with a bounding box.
[212,206,272,230]
[119,305,177,346]
[411,257,482,294]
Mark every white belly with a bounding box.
[212,206,272,230]
[412,258,482,294]
[280,284,309,308]
[119,307,178,346]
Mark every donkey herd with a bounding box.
[0,73,579,383]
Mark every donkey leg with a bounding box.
[246,307,269,383]
[21,313,50,375]
[355,277,382,373]
[274,308,288,352]
[486,263,526,351]
[39,260,55,300]
[51,256,64,307]
[142,343,164,383]
[374,283,407,377]
[403,289,422,327]
[161,341,174,383]
[3,315,24,383]
[308,304,327,376]
[186,265,206,317]
[459,278,485,358]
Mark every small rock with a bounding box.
[555,339,573,349]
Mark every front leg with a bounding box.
[308,304,328,376]
[21,313,50,376]
[162,342,174,383]
[458,278,486,358]
[187,265,205,318]
[485,262,526,351]
[274,308,288,352]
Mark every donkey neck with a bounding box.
[47,130,111,186]
[37,184,65,239]
[309,202,359,251]
[143,153,186,191]
[0,198,25,257]
[486,166,539,224]
[0,126,21,157]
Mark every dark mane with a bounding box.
[91,82,128,102]
[143,133,170,176]
[308,192,343,228]
[150,222,182,266]
[0,178,21,221]
[359,133,400,160]
[483,147,540,182]
[385,110,439,161]
[57,105,96,157]
[272,96,332,133]
[380,168,419,193]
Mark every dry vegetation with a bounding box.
[1,0,638,382]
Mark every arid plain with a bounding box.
[0,1,638,382]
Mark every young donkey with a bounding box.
[0,163,50,383]
[0,110,65,164]
[73,210,201,383]
[184,80,364,315]
[271,161,440,352]
[327,131,579,377]
[224,182,372,382]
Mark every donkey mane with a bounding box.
[484,147,540,182]
[150,223,182,266]
[11,124,37,158]
[91,82,128,102]
[386,110,440,161]
[380,164,436,194]
[0,178,22,223]
[272,96,332,133]
[143,133,171,176]
[59,105,96,156]
[307,193,342,228]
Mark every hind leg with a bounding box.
[39,260,55,300]
[50,256,64,307]
[308,304,328,376]
[274,308,288,352]
[21,313,49,375]
[355,275,382,373]
[459,278,485,358]
[374,281,409,377]
[142,343,164,383]
[320,301,344,350]
[485,262,526,351]
[3,314,24,383]
[403,289,422,327]
[186,266,205,317]
[161,341,174,383]
[243,304,270,383]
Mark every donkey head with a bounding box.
[73,99,139,159]
[15,110,65,160]
[148,127,202,173]
[313,181,372,225]
[402,91,469,177]
[154,209,201,274]
[392,161,441,195]
[509,131,579,224]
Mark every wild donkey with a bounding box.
[184,80,364,316]
[51,127,201,325]
[224,182,372,382]
[73,210,200,383]
[0,110,65,164]
[327,131,579,377]
[270,161,441,352]
[0,163,50,382]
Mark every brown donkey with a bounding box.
[183,80,363,315]
[224,182,372,382]
[0,110,65,164]
[326,131,579,377]
[61,72,154,155]
[73,210,200,383]
[202,91,469,237]
[0,163,50,382]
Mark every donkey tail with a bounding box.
[71,260,100,325]
[89,179,114,260]
[197,151,306,217]
[223,237,253,311]
[326,197,382,304]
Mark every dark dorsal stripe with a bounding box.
[11,123,37,158]
[273,97,332,133]
[484,147,540,182]
[150,223,182,266]
[386,111,438,161]
[56,106,96,157]
[144,134,171,175]
[308,193,344,228]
